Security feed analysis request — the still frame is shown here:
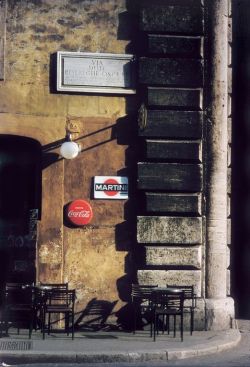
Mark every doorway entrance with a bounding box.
[0,135,41,298]
[232,1,250,318]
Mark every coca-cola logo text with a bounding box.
[68,210,91,218]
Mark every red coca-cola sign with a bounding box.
[66,199,93,226]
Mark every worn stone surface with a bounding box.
[145,193,202,215]
[145,246,202,269]
[139,58,203,87]
[63,227,127,314]
[144,140,202,161]
[0,0,6,79]
[137,216,202,244]
[138,110,203,139]
[139,2,203,34]
[137,269,202,297]
[205,0,229,304]
[0,0,135,315]
[138,163,202,191]
[205,297,235,330]
[147,35,203,58]
[147,87,202,109]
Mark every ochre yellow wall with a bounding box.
[0,0,137,321]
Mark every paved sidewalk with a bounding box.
[0,328,241,364]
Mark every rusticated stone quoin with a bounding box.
[138,162,202,191]
[147,87,202,109]
[145,246,202,269]
[138,110,203,139]
[147,35,203,58]
[140,1,203,34]
[137,216,202,244]
[144,140,202,161]
[137,269,202,297]
[139,58,203,87]
[145,193,202,215]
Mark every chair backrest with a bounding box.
[40,283,68,291]
[5,283,34,306]
[46,289,76,308]
[166,285,196,307]
[151,290,184,311]
[131,284,158,302]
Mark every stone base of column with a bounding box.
[205,297,235,330]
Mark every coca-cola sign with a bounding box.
[66,199,93,226]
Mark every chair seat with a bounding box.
[46,306,72,312]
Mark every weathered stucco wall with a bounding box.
[0,0,137,322]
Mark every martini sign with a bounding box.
[94,176,128,200]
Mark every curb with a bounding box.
[0,329,241,364]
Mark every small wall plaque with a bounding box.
[57,51,136,94]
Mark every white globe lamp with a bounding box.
[60,134,80,159]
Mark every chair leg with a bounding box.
[191,309,194,335]
[72,312,74,340]
[48,313,51,334]
[66,312,69,336]
[173,315,176,338]
[181,313,184,342]
[29,312,34,339]
[42,311,46,339]
[153,313,157,341]
[133,305,136,334]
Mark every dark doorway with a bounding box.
[232,1,250,318]
[0,135,41,299]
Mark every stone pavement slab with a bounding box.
[0,329,241,364]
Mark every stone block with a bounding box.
[137,269,202,297]
[138,162,202,191]
[228,218,231,245]
[228,67,232,94]
[205,297,235,330]
[144,139,202,161]
[137,216,202,244]
[140,2,203,34]
[145,246,202,268]
[228,144,231,167]
[228,94,232,117]
[227,194,231,218]
[0,0,6,80]
[145,193,202,215]
[227,269,231,296]
[228,167,231,194]
[147,87,202,110]
[138,110,203,139]
[139,57,203,87]
[228,118,232,144]
[147,35,203,58]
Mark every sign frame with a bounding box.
[94,176,129,200]
[57,51,136,94]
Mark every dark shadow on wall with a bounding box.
[74,298,118,331]
[231,0,250,319]
[113,0,144,330]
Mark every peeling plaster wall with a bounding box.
[0,0,137,322]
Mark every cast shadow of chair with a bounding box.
[74,298,118,331]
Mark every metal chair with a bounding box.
[3,283,36,338]
[131,284,158,334]
[166,285,196,335]
[42,288,76,339]
[151,289,184,342]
